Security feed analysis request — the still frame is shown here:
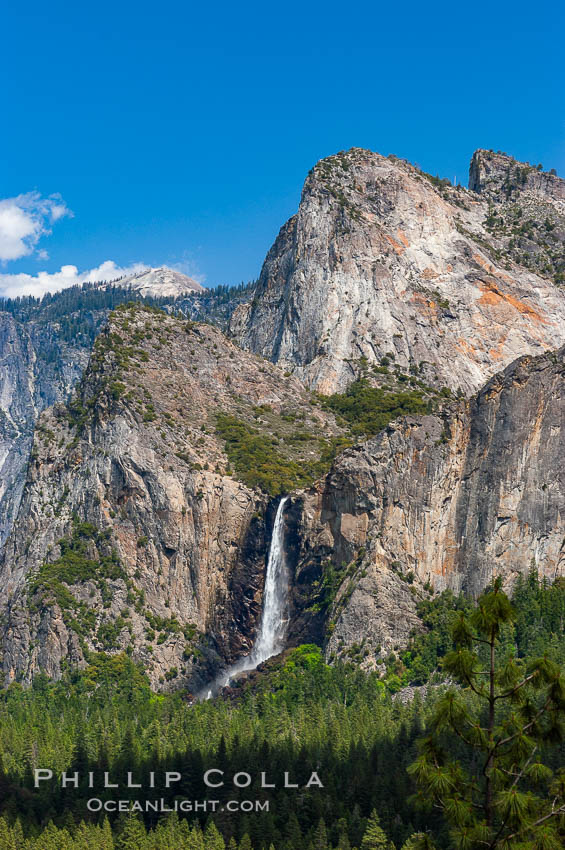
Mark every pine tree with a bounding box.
[283,812,302,848]
[399,835,435,850]
[361,810,394,850]
[335,816,351,849]
[238,834,252,850]
[117,814,147,850]
[0,818,16,850]
[204,821,225,850]
[101,817,115,850]
[35,821,73,850]
[11,819,24,849]
[313,817,328,850]
[408,578,565,850]
[188,823,206,850]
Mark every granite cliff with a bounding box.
[289,345,565,667]
[3,308,563,687]
[1,146,564,690]
[0,312,92,548]
[0,305,341,688]
[231,148,565,395]
[0,275,252,551]
[469,149,565,283]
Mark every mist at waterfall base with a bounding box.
[199,496,290,700]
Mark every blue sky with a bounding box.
[1,0,563,296]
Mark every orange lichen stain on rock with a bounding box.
[472,254,515,285]
[439,533,459,576]
[446,263,453,273]
[473,253,497,275]
[488,332,509,360]
[411,448,428,476]
[455,337,479,359]
[488,348,505,360]
[411,291,439,317]
[397,229,409,248]
[421,267,439,280]
[384,233,406,255]
[477,278,547,324]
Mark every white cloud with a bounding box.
[0,191,201,300]
[0,192,72,263]
[0,260,149,299]
[0,192,149,299]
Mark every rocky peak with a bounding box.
[231,146,565,394]
[469,149,565,203]
[104,266,205,297]
[468,150,565,284]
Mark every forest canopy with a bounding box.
[0,572,562,849]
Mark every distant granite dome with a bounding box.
[112,267,205,297]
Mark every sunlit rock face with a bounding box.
[105,267,205,298]
[290,345,565,667]
[231,148,565,395]
[2,147,565,688]
[0,276,238,551]
[0,307,340,689]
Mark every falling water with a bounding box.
[247,494,289,665]
[200,496,289,698]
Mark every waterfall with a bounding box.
[200,496,289,698]
[247,494,289,665]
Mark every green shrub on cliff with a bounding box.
[27,517,127,639]
[320,378,429,437]
[215,413,326,495]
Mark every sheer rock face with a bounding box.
[0,286,247,553]
[231,148,565,395]
[2,148,565,688]
[0,313,91,548]
[0,307,340,689]
[289,346,565,666]
[0,316,35,551]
